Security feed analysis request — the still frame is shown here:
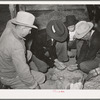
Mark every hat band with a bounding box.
[16,20,33,26]
[52,25,56,33]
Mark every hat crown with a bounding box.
[65,15,77,27]
[52,20,65,37]
[16,11,35,27]
[76,21,91,35]
[46,20,68,42]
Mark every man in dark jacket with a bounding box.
[30,20,69,73]
[73,21,100,75]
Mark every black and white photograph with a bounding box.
[0,0,100,99]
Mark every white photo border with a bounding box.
[0,1,100,99]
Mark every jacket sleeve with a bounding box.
[85,38,100,60]
[31,39,55,67]
[77,38,100,64]
[12,46,37,89]
[76,41,89,64]
[46,39,57,61]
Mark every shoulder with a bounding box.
[6,19,15,29]
[92,29,100,39]
[35,29,47,42]
[93,29,100,35]
[38,29,47,37]
[91,29,100,44]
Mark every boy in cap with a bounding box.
[69,21,100,81]
[64,15,82,58]
[0,11,45,89]
[64,15,78,43]
[30,20,69,73]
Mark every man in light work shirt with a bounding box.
[0,11,45,89]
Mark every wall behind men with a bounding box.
[24,5,89,30]
[0,5,10,36]
[0,4,88,35]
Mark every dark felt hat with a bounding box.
[46,20,68,42]
[64,15,78,27]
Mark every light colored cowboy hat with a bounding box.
[74,21,93,39]
[11,11,38,29]
[46,20,68,42]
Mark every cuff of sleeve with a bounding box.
[29,81,37,89]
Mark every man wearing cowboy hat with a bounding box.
[30,20,69,73]
[0,11,45,89]
[69,21,100,80]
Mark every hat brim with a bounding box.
[75,22,93,39]
[46,22,68,42]
[11,18,38,29]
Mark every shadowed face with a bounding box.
[68,25,75,32]
[16,25,32,38]
[21,26,32,37]
[81,31,91,40]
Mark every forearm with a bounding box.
[14,60,38,88]
[36,54,54,67]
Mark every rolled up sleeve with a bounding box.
[12,48,37,89]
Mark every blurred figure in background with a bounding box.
[9,4,17,19]
[9,4,26,19]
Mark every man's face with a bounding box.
[68,25,75,32]
[21,26,32,37]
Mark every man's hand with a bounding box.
[85,69,99,82]
[67,64,78,71]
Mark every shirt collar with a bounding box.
[91,30,95,37]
